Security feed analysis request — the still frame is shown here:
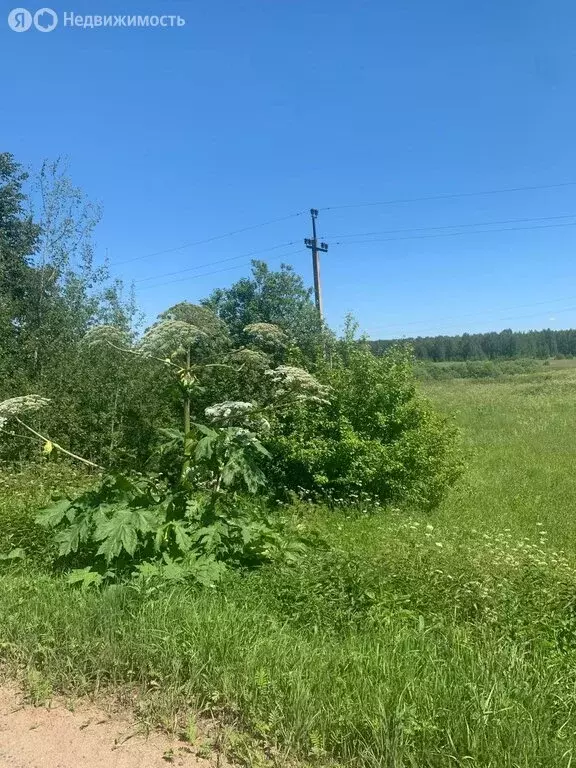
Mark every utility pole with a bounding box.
[305,208,328,320]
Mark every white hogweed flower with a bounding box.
[265,366,330,404]
[82,325,131,349]
[204,401,270,432]
[229,348,270,368]
[292,394,330,405]
[0,395,51,421]
[139,320,207,358]
[205,401,255,422]
[244,322,288,349]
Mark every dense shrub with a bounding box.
[267,343,464,508]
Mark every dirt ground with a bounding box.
[0,684,218,768]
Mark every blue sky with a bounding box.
[3,0,576,338]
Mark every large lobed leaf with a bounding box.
[94,506,160,563]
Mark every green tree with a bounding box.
[0,153,41,393]
[0,154,147,465]
[202,260,327,363]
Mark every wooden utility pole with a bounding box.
[305,208,328,320]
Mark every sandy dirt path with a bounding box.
[0,685,216,768]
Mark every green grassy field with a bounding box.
[427,366,576,554]
[2,366,576,767]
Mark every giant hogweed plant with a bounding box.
[16,305,330,588]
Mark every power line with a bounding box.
[107,183,576,321]
[134,241,298,283]
[135,248,308,291]
[324,213,576,240]
[332,220,576,247]
[321,181,576,213]
[112,210,305,266]
[108,182,576,268]
[132,220,576,301]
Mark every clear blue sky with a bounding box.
[3,0,576,338]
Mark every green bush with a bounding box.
[267,344,464,508]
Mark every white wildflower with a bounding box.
[244,323,288,349]
[82,325,130,349]
[0,395,51,420]
[205,401,255,422]
[265,365,330,404]
[204,401,270,432]
[139,320,206,358]
[292,394,329,405]
[229,348,270,368]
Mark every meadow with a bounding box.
[429,363,576,552]
[2,365,576,767]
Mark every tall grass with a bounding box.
[1,571,575,768]
[425,366,576,553]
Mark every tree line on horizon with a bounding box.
[371,327,576,362]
